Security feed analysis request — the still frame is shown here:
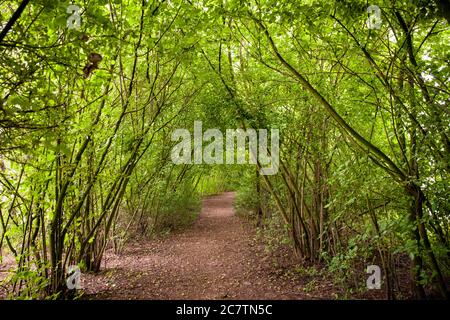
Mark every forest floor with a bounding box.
[81,192,383,300]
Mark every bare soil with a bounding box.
[1,192,388,299]
[81,192,372,300]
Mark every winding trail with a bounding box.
[84,192,335,299]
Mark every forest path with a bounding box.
[84,192,330,299]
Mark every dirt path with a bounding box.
[83,192,336,299]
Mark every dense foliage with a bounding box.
[0,0,449,299]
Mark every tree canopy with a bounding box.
[0,0,449,299]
